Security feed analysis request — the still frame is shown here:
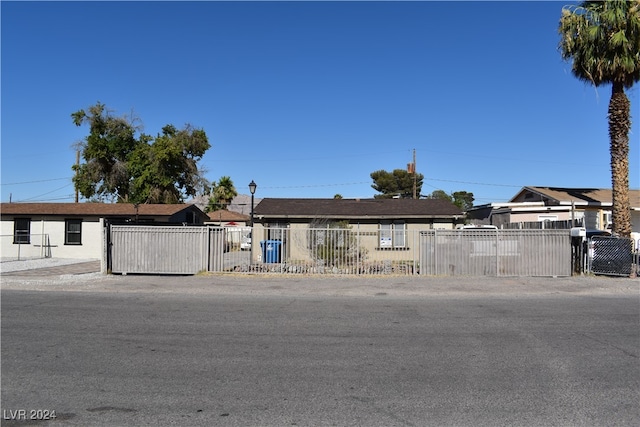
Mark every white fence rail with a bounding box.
[0,234,52,261]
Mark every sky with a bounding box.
[2,0,639,206]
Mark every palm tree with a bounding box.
[205,176,238,212]
[559,1,640,238]
[215,176,237,207]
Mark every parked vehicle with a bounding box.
[240,232,252,251]
[586,229,611,238]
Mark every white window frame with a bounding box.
[379,221,406,249]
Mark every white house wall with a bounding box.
[1,217,103,260]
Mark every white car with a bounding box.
[240,232,252,251]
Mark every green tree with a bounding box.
[72,103,210,204]
[451,191,475,211]
[129,124,210,204]
[370,169,423,199]
[205,176,238,212]
[559,1,640,237]
[427,190,452,202]
[427,190,474,211]
[71,102,140,202]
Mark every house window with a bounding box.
[266,222,288,241]
[380,221,406,248]
[186,211,196,224]
[602,211,612,229]
[65,219,82,245]
[13,218,31,244]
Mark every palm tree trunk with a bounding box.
[608,82,632,238]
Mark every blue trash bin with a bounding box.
[260,240,282,263]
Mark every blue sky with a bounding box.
[2,1,638,205]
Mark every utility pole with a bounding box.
[412,149,417,199]
[74,150,80,203]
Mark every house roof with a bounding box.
[254,198,463,219]
[0,202,203,217]
[511,187,640,208]
[207,209,250,222]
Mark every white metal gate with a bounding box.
[110,225,222,274]
[419,229,571,277]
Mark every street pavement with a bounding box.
[1,272,639,427]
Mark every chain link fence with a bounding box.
[588,236,637,277]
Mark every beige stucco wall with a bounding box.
[1,217,103,260]
[250,221,455,264]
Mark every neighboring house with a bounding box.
[251,197,463,262]
[254,197,463,229]
[206,209,252,250]
[467,186,640,232]
[205,209,250,227]
[0,203,208,260]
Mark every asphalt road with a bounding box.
[1,282,639,426]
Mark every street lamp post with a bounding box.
[248,180,257,227]
[248,180,257,269]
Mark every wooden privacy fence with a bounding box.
[107,226,573,277]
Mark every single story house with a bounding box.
[0,202,208,261]
[467,186,640,232]
[205,209,250,227]
[251,197,463,263]
[206,209,252,250]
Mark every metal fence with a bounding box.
[110,226,214,274]
[246,227,422,275]
[587,236,637,277]
[224,227,572,277]
[108,226,640,277]
[0,234,52,261]
[419,229,571,277]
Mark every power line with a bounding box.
[262,181,370,189]
[1,177,71,186]
[12,195,77,203]
[424,177,521,188]
[17,183,74,202]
